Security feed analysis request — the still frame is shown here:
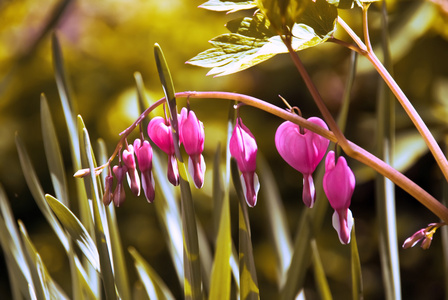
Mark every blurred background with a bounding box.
[1,0,448,299]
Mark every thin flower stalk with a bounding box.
[74,91,448,224]
[337,15,448,183]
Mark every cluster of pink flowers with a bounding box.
[103,106,356,244]
[275,118,356,244]
[103,107,206,206]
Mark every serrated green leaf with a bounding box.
[256,0,309,33]
[188,1,336,76]
[40,94,69,207]
[45,194,100,272]
[199,0,256,12]
[327,0,360,9]
[129,247,175,300]
[15,134,71,253]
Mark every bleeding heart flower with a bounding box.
[275,117,329,208]
[122,144,140,196]
[134,139,155,203]
[102,174,114,206]
[323,151,355,244]
[112,164,127,207]
[229,117,259,207]
[147,116,179,186]
[179,107,206,188]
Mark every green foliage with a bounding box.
[189,0,337,76]
[199,0,257,12]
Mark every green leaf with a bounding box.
[15,134,71,253]
[40,93,70,207]
[129,247,175,300]
[188,1,336,76]
[155,44,203,299]
[327,0,361,9]
[81,126,117,300]
[256,0,309,33]
[311,239,332,300]
[19,221,70,300]
[208,165,232,300]
[199,0,256,12]
[351,224,363,300]
[45,194,100,272]
[258,156,292,287]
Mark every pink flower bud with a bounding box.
[323,151,356,244]
[122,144,140,196]
[230,117,259,207]
[275,117,329,208]
[134,139,155,203]
[148,116,179,186]
[112,165,127,207]
[179,107,206,188]
[102,174,114,206]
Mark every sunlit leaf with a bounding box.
[188,1,336,76]
[311,240,332,300]
[40,94,69,207]
[81,126,117,300]
[155,44,203,299]
[351,224,363,300]
[231,160,259,300]
[129,247,175,300]
[98,139,132,300]
[45,194,100,272]
[199,0,256,12]
[15,134,70,253]
[19,221,70,300]
[258,156,292,287]
[256,0,309,33]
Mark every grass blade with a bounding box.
[129,247,175,300]
[258,156,292,288]
[376,2,400,299]
[45,194,100,272]
[154,43,202,299]
[15,134,70,253]
[81,126,117,299]
[40,93,70,207]
[351,223,363,300]
[311,239,332,300]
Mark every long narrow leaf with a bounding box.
[40,94,69,206]
[45,194,100,272]
[376,2,400,299]
[81,126,117,300]
[15,134,70,253]
[258,156,292,288]
[311,239,332,300]
[351,223,363,300]
[97,139,132,300]
[129,247,175,300]
[231,160,259,300]
[154,43,202,299]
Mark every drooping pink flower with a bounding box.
[179,107,206,188]
[102,174,114,206]
[122,144,140,196]
[147,116,179,186]
[275,117,329,208]
[112,164,127,207]
[134,139,155,203]
[323,151,355,244]
[229,117,259,207]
